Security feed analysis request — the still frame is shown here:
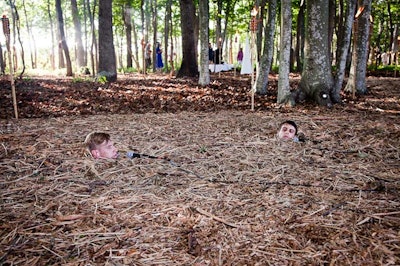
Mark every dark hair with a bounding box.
[280,120,298,135]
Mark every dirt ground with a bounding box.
[0,72,399,265]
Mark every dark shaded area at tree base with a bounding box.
[0,71,398,120]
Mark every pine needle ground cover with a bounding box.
[1,74,399,265]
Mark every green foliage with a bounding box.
[72,77,91,83]
[96,75,108,84]
[368,64,400,72]
[119,67,137,73]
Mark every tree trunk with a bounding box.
[255,0,277,95]
[296,0,333,107]
[177,0,198,78]
[56,0,73,76]
[198,0,210,86]
[123,3,133,68]
[71,0,86,69]
[86,0,98,76]
[277,0,294,105]
[333,0,356,102]
[344,0,371,95]
[47,0,56,70]
[98,0,117,81]
[295,3,305,72]
[152,0,158,72]
[23,0,37,69]
[0,44,4,74]
[164,0,172,71]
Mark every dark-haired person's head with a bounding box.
[277,120,298,141]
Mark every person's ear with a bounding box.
[91,149,100,159]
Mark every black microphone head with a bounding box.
[126,151,140,159]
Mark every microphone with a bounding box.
[126,151,141,159]
[126,151,158,159]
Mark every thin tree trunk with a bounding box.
[46,0,56,70]
[22,0,36,69]
[87,0,97,76]
[333,0,356,102]
[152,0,158,72]
[295,2,305,72]
[277,0,293,105]
[71,0,85,69]
[255,0,277,95]
[123,3,133,68]
[164,0,172,71]
[198,0,210,85]
[345,0,371,95]
[56,0,73,76]
[0,43,4,74]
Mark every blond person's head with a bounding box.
[84,132,119,159]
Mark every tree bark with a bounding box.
[295,2,305,72]
[71,0,86,69]
[277,0,294,105]
[255,0,276,95]
[56,0,73,76]
[333,0,356,102]
[123,3,133,68]
[164,0,172,71]
[47,0,56,70]
[177,0,198,77]
[86,0,98,76]
[296,0,333,107]
[198,0,210,86]
[344,0,371,95]
[98,0,117,81]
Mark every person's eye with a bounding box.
[289,129,294,133]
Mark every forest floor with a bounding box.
[0,72,399,265]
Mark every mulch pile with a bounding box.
[1,73,399,265]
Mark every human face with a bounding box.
[92,140,119,159]
[278,123,296,141]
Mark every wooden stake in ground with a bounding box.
[2,15,18,119]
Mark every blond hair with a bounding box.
[84,132,111,152]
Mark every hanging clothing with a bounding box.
[241,36,252,74]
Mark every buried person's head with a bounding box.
[84,132,119,159]
[277,120,298,141]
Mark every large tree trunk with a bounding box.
[255,0,277,95]
[71,0,85,69]
[98,0,117,81]
[333,0,356,102]
[56,0,73,76]
[296,0,333,107]
[177,0,198,78]
[344,0,371,95]
[277,0,294,105]
[198,0,210,86]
